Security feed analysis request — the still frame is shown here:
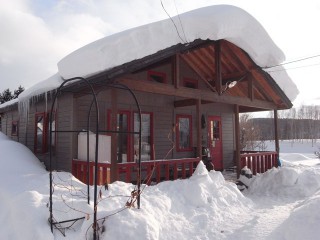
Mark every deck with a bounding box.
[72,151,278,185]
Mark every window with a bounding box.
[147,70,167,83]
[108,110,154,162]
[134,112,153,161]
[35,113,47,153]
[210,120,221,141]
[176,115,192,151]
[34,112,56,154]
[11,121,18,136]
[47,112,57,151]
[107,111,131,163]
[183,78,198,89]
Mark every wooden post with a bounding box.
[215,41,222,95]
[248,73,254,101]
[173,54,180,89]
[274,109,280,154]
[234,104,241,178]
[110,89,118,182]
[196,99,202,158]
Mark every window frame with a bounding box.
[147,70,167,84]
[176,114,193,152]
[133,111,154,161]
[34,112,48,154]
[107,110,132,162]
[183,78,198,89]
[11,120,19,136]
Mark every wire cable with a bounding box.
[173,0,188,43]
[160,0,186,43]
[265,62,320,73]
[263,54,320,69]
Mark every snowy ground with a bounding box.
[0,132,319,240]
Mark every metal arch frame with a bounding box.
[49,77,100,238]
[48,78,142,240]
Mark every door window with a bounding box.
[176,115,193,151]
[134,112,153,161]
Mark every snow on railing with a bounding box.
[240,151,278,175]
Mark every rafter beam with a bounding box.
[119,78,277,110]
[180,54,217,92]
[215,41,222,95]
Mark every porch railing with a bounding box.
[72,158,200,185]
[240,151,278,175]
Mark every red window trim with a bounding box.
[34,112,48,154]
[176,114,193,152]
[107,110,132,162]
[133,111,154,160]
[11,120,19,136]
[147,70,167,84]
[183,78,198,89]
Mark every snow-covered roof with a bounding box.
[58,4,298,101]
[0,98,19,111]
[18,73,63,103]
[0,4,298,111]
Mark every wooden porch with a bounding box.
[72,158,200,185]
[72,151,278,185]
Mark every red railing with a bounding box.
[72,160,111,185]
[240,151,278,175]
[72,158,200,185]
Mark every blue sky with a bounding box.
[1,0,320,107]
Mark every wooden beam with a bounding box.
[274,109,280,154]
[110,89,118,183]
[219,42,247,72]
[118,78,277,110]
[173,54,180,88]
[180,55,217,92]
[174,98,213,108]
[234,104,241,178]
[196,99,202,158]
[215,41,222,95]
[248,73,254,101]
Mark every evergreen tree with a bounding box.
[0,85,24,104]
[0,89,13,104]
[13,85,24,99]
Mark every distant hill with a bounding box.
[249,118,320,140]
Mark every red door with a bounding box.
[208,116,223,170]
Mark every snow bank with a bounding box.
[242,165,320,198]
[95,162,252,240]
[0,135,252,240]
[0,132,53,240]
[269,190,320,240]
[58,4,298,101]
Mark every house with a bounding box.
[0,5,298,184]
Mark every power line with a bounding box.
[265,62,320,73]
[160,0,187,43]
[173,0,188,43]
[263,54,320,69]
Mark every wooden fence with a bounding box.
[72,158,200,185]
[240,151,278,175]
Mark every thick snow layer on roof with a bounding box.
[58,4,298,101]
[0,98,18,111]
[18,73,64,103]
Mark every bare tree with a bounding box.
[240,113,264,151]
